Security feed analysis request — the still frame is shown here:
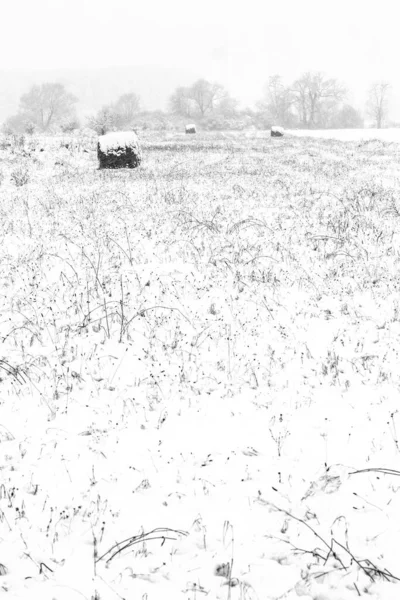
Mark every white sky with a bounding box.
[2,0,399,110]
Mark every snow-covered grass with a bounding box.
[289,127,400,143]
[1,130,400,599]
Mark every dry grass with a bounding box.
[0,129,400,599]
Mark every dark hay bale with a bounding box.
[185,124,197,134]
[97,131,142,169]
[271,126,284,138]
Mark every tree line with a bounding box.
[2,73,393,135]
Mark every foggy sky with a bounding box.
[2,0,398,114]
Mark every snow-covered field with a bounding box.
[1,131,400,599]
[289,127,400,143]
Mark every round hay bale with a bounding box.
[97,131,142,169]
[185,124,197,134]
[271,126,284,138]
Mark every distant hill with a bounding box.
[0,65,202,123]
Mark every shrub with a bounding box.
[87,106,117,135]
[60,119,81,133]
[11,166,30,187]
[24,122,36,135]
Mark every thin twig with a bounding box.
[97,527,188,564]
[350,467,400,477]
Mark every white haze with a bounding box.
[0,0,398,118]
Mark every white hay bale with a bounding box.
[185,124,196,134]
[97,131,142,169]
[271,126,284,137]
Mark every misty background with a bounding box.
[0,0,397,125]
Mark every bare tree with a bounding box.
[169,80,234,118]
[189,79,226,116]
[169,86,194,117]
[329,104,364,129]
[366,82,391,128]
[258,75,294,126]
[86,106,117,135]
[19,83,78,131]
[215,94,239,117]
[86,92,141,134]
[291,72,346,128]
[2,113,37,135]
[114,92,141,127]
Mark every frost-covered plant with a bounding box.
[0,138,10,150]
[2,130,400,600]
[24,122,36,135]
[11,134,26,150]
[10,166,30,187]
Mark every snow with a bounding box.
[288,127,400,142]
[98,130,140,152]
[0,130,400,599]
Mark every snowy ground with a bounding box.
[289,127,400,143]
[1,130,400,599]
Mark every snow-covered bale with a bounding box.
[97,131,142,169]
[185,124,196,134]
[271,126,284,138]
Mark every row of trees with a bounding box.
[169,80,239,117]
[2,74,393,135]
[5,83,79,134]
[4,84,142,135]
[258,74,390,129]
[86,92,141,134]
